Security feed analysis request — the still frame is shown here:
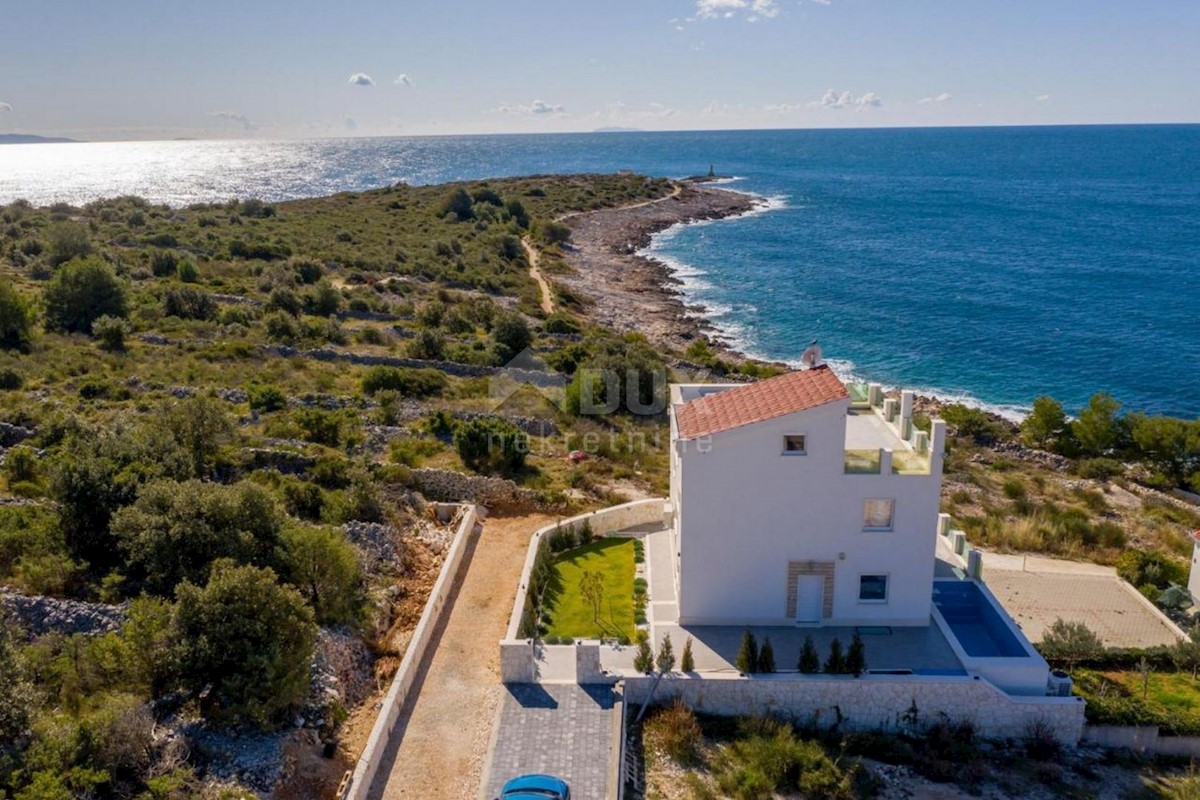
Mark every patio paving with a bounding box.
[481,683,620,800]
[980,553,1184,648]
[642,527,963,674]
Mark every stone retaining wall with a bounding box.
[624,672,1086,743]
[340,504,480,800]
[260,344,563,387]
[1083,725,1200,757]
[409,468,541,510]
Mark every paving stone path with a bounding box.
[482,683,620,800]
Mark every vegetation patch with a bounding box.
[542,537,635,642]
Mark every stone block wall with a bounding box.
[624,673,1086,743]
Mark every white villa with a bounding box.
[669,365,946,628]
[500,363,1087,743]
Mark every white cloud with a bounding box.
[208,110,253,130]
[348,73,375,87]
[695,0,778,21]
[394,74,413,87]
[701,100,731,116]
[811,89,882,110]
[765,102,802,114]
[498,99,566,116]
[1035,94,1051,102]
[918,92,952,105]
[0,102,11,113]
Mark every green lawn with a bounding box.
[543,537,635,641]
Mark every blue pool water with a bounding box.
[932,581,1027,659]
[3,125,1198,417]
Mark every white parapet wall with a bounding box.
[502,498,669,643]
[340,504,480,800]
[624,672,1086,744]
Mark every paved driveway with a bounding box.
[983,553,1184,648]
[481,683,620,800]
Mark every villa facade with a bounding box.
[668,365,947,628]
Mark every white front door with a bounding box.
[795,575,824,623]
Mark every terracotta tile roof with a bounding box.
[674,366,849,439]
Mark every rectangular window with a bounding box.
[863,499,895,530]
[859,574,888,602]
[782,434,807,455]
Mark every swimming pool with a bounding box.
[932,581,1027,658]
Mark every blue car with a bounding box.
[497,773,571,800]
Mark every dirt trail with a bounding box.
[521,238,555,315]
[368,512,557,800]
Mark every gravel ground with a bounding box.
[368,513,559,800]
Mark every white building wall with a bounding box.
[674,397,941,626]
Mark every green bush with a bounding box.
[389,436,441,467]
[453,417,528,476]
[823,637,846,674]
[1116,550,1187,592]
[110,479,284,595]
[172,560,316,728]
[360,365,448,397]
[939,404,1008,445]
[0,367,23,390]
[643,700,703,766]
[712,719,853,800]
[43,257,128,334]
[176,259,199,283]
[249,384,287,413]
[91,315,130,352]
[0,281,34,351]
[277,525,364,626]
[1075,457,1124,480]
[46,221,92,266]
[162,286,217,320]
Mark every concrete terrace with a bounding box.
[638,526,965,675]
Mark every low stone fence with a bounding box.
[624,672,1086,744]
[260,344,563,387]
[1083,725,1200,757]
[339,504,480,800]
[408,468,541,510]
[501,501,672,652]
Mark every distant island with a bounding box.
[593,126,645,133]
[0,133,80,145]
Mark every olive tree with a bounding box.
[172,560,316,729]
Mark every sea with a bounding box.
[2,125,1198,419]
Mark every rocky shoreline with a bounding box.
[559,181,762,353]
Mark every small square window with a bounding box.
[863,499,895,530]
[859,574,888,602]
[782,435,806,454]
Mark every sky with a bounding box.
[1,0,1198,141]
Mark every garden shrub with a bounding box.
[643,700,703,766]
[360,366,447,397]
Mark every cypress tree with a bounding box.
[681,637,695,673]
[634,637,654,674]
[823,637,846,674]
[846,632,868,677]
[735,629,759,674]
[798,634,820,674]
[758,637,776,673]
[656,633,676,673]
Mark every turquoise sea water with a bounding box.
[2,125,1197,417]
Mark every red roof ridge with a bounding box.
[675,366,849,440]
